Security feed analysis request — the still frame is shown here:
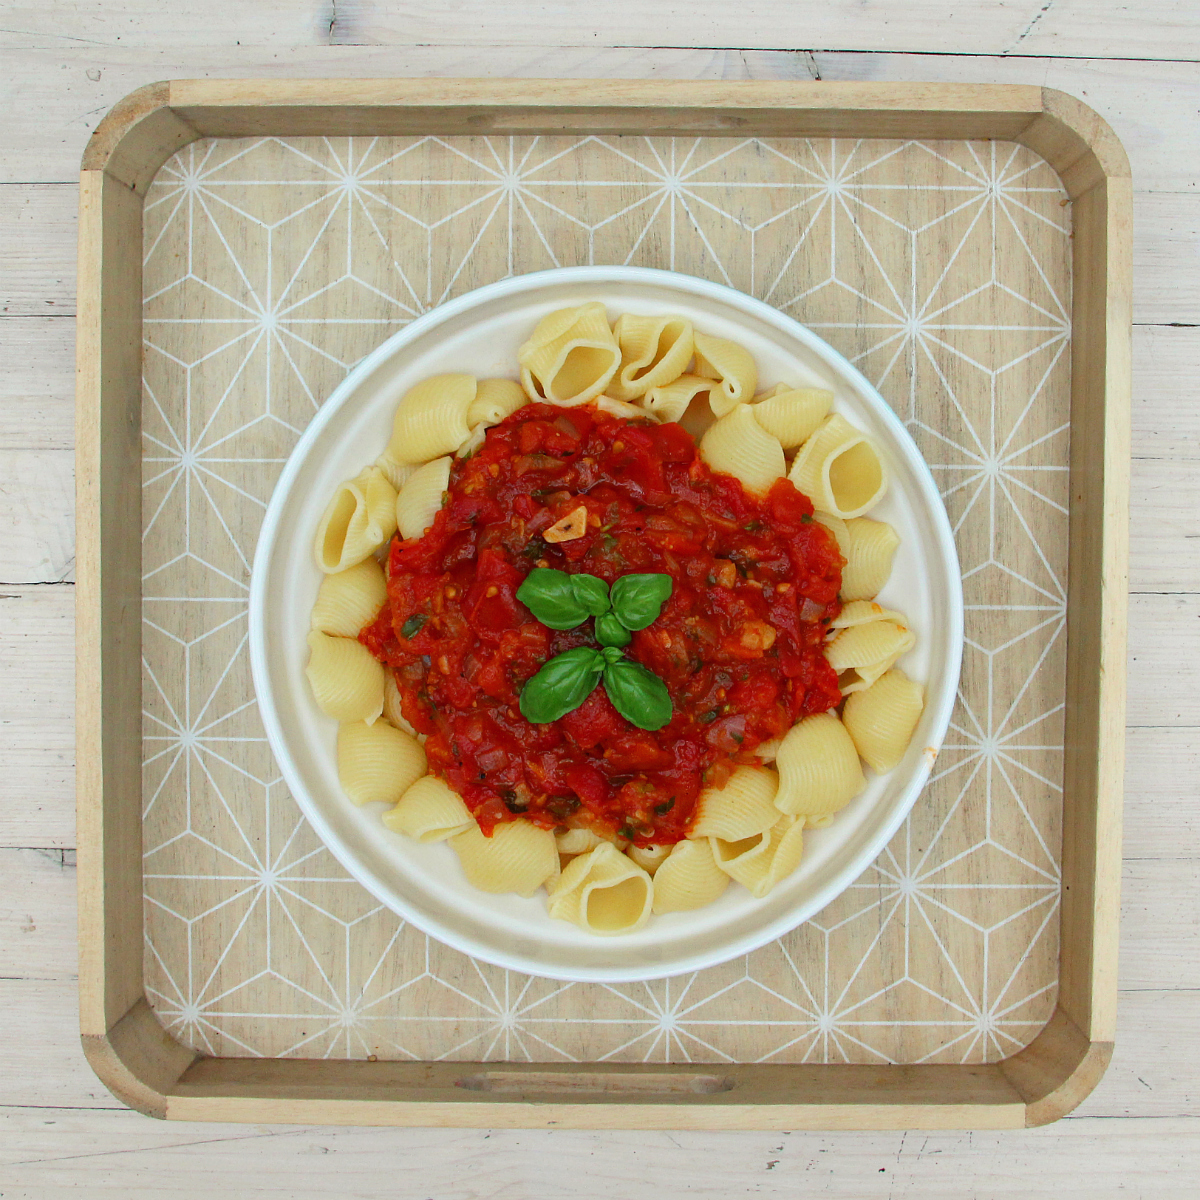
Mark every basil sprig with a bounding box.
[518,646,606,724]
[516,567,675,731]
[517,567,672,632]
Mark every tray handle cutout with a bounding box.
[456,1070,735,1096]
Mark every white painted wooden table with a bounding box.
[1,3,1197,1193]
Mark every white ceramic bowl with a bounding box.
[250,266,963,983]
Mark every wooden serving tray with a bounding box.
[76,80,1130,1129]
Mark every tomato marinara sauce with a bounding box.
[360,402,843,847]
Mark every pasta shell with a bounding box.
[450,820,559,897]
[652,839,730,913]
[384,373,476,465]
[607,313,694,401]
[842,669,925,773]
[313,467,398,573]
[395,456,451,541]
[698,403,786,497]
[310,558,387,637]
[751,384,833,449]
[831,599,905,629]
[825,616,916,694]
[384,775,474,842]
[555,827,607,856]
[641,373,713,424]
[337,720,427,806]
[546,842,654,934]
[468,377,527,427]
[774,712,865,817]
[517,303,621,406]
[305,630,385,724]
[789,413,888,518]
[689,765,781,839]
[693,331,757,416]
[626,843,672,876]
[711,812,806,898]
[839,518,901,601]
[374,452,417,492]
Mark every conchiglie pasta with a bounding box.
[693,331,757,416]
[337,720,427,806]
[711,813,806,898]
[313,467,398,573]
[698,403,786,497]
[825,614,916,694]
[595,396,655,422]
[607,313,694,401]
[450,820,559,897]
[641,374,713,424]
[468,377,527,427]
[305,630,384,724]
[751,384,833,449]
[310,558,387,637]
[789,413,888,518]
[840,518,901,601]
[395,455,451,541]
[831,599,905,628]
[689,765,781,839]
[518,302,620,406]
[547,842,654,934]
[383,775,474,842]
[626,843,672,875]
[774,712,865,817]
[374,452,416,492]
[555,827,608,856]
[843,669,925,773]
[384,373,476,465]
[651,838,729,914]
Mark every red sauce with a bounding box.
[360,402,842,846]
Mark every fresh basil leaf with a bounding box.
[602,657,673,731]
[519,647,604,724]
[610,573,674,631]
[400,614,427,639]
[595,612,631,648]
[601,645,626,665]
[516,568,589,630]
[570,573,611,617]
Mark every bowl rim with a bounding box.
[249,264,964,982]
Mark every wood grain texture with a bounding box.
[0,317,75,449]
[0,0,1192,1182]
[3,0,1198,60]
[0,587,75,847]
[0,48,1197,193]
[133,130,1073,1078]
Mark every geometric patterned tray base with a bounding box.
[140,133,1069,1064]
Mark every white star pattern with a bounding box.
[141,134,1070,1064]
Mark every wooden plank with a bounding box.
[1083,990,1200,1119]
[1131,192,1200,326]
[0,847,77,981]
[1121,859,1200,993]
[0,979,118,1109]
[3,0,1198,60]
[0,451,75,583]
[0,586,75,849]
[1124,727,1200,860]
[0,1109,1197,1195]
[0,47,1198,194]
[0,183,77,315]
[1130,458,1200,593]
[0,318,75,450]
[1127,594,1200,727]
[1132,325,1200,462]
